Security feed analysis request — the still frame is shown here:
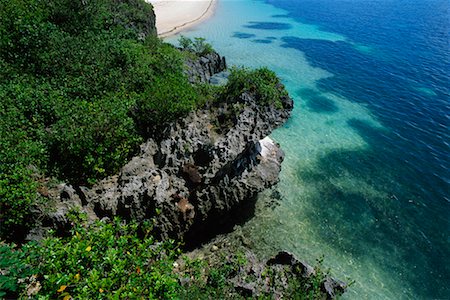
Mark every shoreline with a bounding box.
[148,0,217,38]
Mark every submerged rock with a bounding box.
[182,237,347,299]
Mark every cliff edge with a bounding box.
[34,52,294,243]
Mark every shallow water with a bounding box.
[167,0,450,298]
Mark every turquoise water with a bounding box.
[167,0,450,298]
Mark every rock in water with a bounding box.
[30,53,293,244]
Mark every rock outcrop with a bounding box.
[31,51,293,243]
[35,91,292,243]
[91,89,290,240]
[184,51,227,84]
[180,238,347,299]
[232,250,347,299]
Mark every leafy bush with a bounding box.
[0,243,38,299]
[0,80,50,240]
[178,35,193,50]
[0,167,38,241]
[0,219,181,299]
[222,66,288,107]
[133,74,200,134]
[49,93,142,184]
[178,35,214,56]
[1,217,342,299]
[0,0,205,238]
[0,218,246,299]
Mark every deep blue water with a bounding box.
[170,0,449,298]
[264,1,450,297]
[265,0,450,204]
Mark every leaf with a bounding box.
[57,285,67,292]
[85,246,92,252]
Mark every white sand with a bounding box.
[147,0,216,38]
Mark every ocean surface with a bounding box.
[167,0,450,298]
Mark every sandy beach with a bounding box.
[148,0,216,37]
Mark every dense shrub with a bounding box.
[0,80,49,239]
[133,75,199,133]
[1,218,335,299]
[0,0,204,238]
[0,243,38,299]
[0,218,239,299]
[50,93,142,184]
[2,218,182,299]
[222,66,288,107]
[178,35,214,56]
[0,167,38,241]
[0,0,52,73]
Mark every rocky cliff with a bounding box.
[184,51,227,84]
[26,50,347,299]
[32,51,293,243]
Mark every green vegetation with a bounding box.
[222,67,288,108]
[178,35,214,56]
[0,217,335,299]
[0,0,207,238]
[0,1,321,298]
[0,1,288,238]
[1,218,182,299]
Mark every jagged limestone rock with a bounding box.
[31,52,293,243]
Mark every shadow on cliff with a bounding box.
[183,195,259,250]
[293,118,450,298]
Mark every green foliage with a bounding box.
[0,0,204,238]
[2,218,342,299]
[2,219,181,299]
[192,37,214,55]
[222,66,288,107]
[195,83,224,106]
[0,79,50,239]
[178,35,214,56]
[133,75,199,132]
[0,243,37,299]
[50,93,142,184]
[0,167,37,240]
[178,35,193,50]
[286,257,330,299]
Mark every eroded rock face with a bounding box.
[184,51,227,84]
[33,52,293,243]
[36,89,292,242]
[88,88,292,240]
